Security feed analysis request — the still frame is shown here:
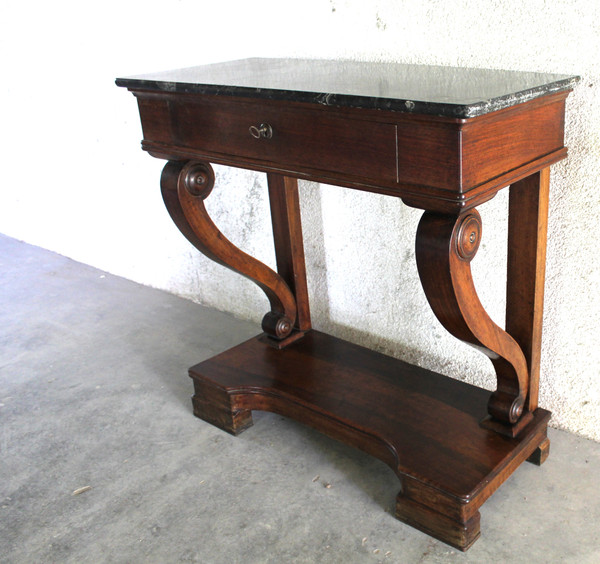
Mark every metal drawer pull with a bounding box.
[249,123,273,139]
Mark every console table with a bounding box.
[117,59,578,550]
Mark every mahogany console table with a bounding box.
[117,59,578,550]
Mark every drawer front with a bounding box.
[140,95,399,186]
[135,91,569,211]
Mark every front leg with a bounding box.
[160,160,299,344]
[415,210,531,435]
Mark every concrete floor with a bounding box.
[1,233,599,564]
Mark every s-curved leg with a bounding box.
[415,209,531,435]
[160,160,303,344]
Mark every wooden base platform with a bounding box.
[189,330,550,551]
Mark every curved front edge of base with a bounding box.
[191,378,401,472]
[186,331,551,552]
[396,478,481,551]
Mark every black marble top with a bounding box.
[116,58,579,118]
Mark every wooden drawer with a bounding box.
[135,90,568,211]
[137,94,399,186]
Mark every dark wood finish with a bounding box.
[134,90,569,212]
[415,210,530,431]
[160,160,299,342]
[527,436,551,466]
[119,62,574,550]
[506,169,550,413]
[189,331,551,550]
[138,93,398,186]
[266,174,311,332]
[460,94,565,189]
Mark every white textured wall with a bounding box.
[1,1,599,440]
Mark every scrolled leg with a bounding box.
[160,160,298,343]
[415,209,530,433]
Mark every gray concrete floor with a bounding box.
[1,233,599,564]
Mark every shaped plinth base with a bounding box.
[189,330,550,550]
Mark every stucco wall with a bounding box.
[1,0,599,440]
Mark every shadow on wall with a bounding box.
[298,179,498,392]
